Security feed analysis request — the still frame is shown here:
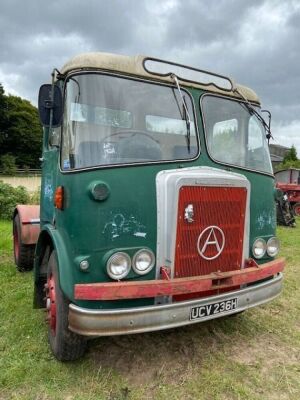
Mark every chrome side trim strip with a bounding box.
[68,273,282,337]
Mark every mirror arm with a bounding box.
[261,109,272,131]
[261,109,272,144]
[48,70,57,129]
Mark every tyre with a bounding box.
[292,202,300,216]
[45,251,87,361]
[13,214,35,272]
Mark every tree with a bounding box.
[0,154,17,175]
[0,84,43,169]
[283,145,297,163]
[0,83,5,119]
[275,144,300,171]
[0,83,8,148]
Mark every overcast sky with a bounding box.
[1,0,299,152]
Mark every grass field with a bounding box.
[0,219,299,400]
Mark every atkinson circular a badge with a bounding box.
[197,226,225,260]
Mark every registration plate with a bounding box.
[190,298,238,320]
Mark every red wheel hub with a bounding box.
[45,275,57,333]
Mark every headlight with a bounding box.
[252,238,266,259]
[132,249,155,275]
[267,237,280,257]
[106,252,131,280]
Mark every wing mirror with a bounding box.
[38,84,63,128]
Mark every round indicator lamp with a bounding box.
[79,260,89,271]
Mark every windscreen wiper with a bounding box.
[171,74,191,152]
[234,87,273,143]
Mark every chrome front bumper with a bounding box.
[68,273,283,337]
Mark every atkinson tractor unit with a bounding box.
[13,53,285,361]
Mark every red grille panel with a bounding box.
[174,186,247,278]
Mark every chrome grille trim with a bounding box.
[155,166,251,304]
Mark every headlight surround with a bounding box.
[106,252,131,280]
[132,249,155,275]
[252,238,267,259]
[267,237,280,257]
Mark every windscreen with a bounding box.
[202,96,273,174]
[61,73,198,170]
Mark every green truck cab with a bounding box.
[13,53,285,361]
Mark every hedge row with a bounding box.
[0,181,40,220]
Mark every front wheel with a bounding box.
[45,251,87,361]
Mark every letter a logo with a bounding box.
[197,226,225,260]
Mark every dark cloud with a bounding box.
[0,0,299,150]
[163,0,260,48]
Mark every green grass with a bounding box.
[0,219,300,399]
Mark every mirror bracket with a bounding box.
[44,100,54,109]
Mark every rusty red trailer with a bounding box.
[275,168,300,215]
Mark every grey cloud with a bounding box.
[0,0,300,150]
[163,0,260,48]
[0,0,146,59]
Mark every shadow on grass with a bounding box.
[83,312,250,386]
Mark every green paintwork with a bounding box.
[35,84,276,310]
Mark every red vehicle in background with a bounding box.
[275,168,300,216]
